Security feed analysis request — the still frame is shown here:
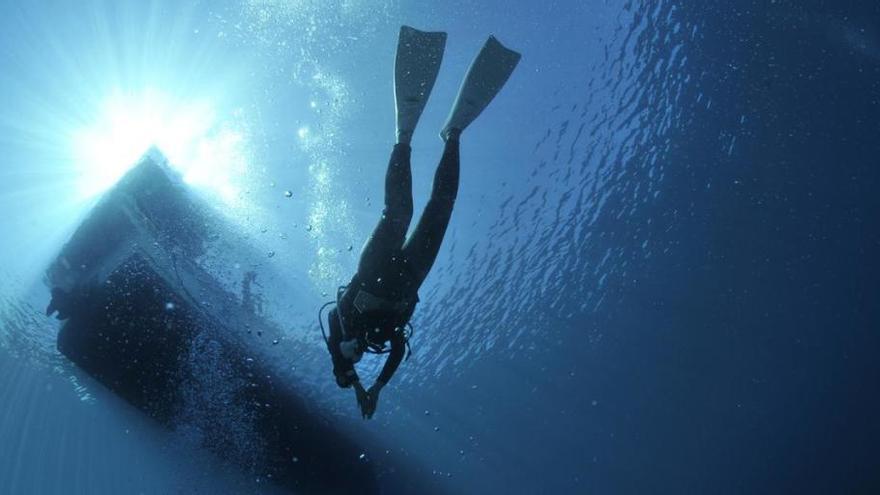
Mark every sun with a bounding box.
[71,89,249,202]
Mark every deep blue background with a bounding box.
[1,0,878,493]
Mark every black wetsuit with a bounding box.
[327,136,460,387]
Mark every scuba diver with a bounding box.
[323,26,520,419]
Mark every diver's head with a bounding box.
[339,338,364,363]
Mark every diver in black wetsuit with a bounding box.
[327,133,459,417]
[326,26,520,419]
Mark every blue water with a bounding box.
[1,0,878,493]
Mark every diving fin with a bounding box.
[395,26,447,144]
[441,36,521,141]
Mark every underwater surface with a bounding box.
[1,0,878,493]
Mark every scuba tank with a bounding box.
[318,285,415,360]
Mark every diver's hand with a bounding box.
[334,369,354,389]
[364,382,385,419]
[353,381,370,419]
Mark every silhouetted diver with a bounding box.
[323,26,520,418]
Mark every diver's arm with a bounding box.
[340,366,360,386]
[328,308,360,386]
[363,336,405,419]
[365,340,401,418]
[376,336,406,386]
[353,380,370,418]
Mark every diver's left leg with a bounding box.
[401,134,460,287]
[357,144,414,276]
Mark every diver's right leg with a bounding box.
[395,26,446,144]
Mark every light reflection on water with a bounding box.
[411,0,695,382]
[0,0,792,493]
